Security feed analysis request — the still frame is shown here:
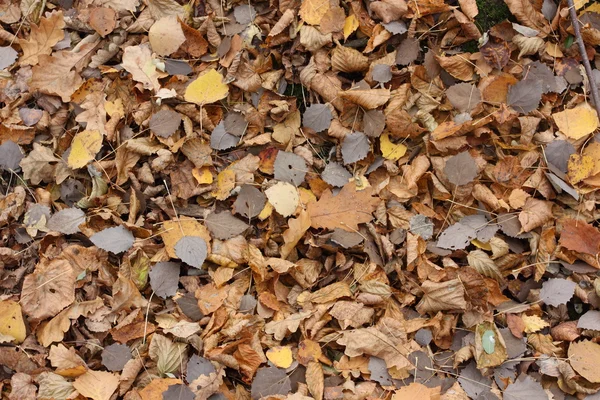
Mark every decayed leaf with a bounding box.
[251,366,292,399]
[559,218,600,255]
[444,151,478,186]
[121,44,161,92]
[416,279,468,314]
[339,88,391,109]
[19,11,65,66]
[446,83,482,113]
[149,261,180,298]
[175,236,208,269]
[148,334,187,376]
[281,209,311,259]
[518,198,553,232]
[299,0,330,25]
[20,259,75,321]
[508,79,543,114]
[467,250,503,282]
[308,182,379,231]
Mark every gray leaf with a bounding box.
[240,294,257,314]
[410,214,433,240]
[523,61,562,94]
[499,328,527,359]
[90,226,134,253]
[545,172,578,200]
[47,208,85,234]
[224,112,247,137]
[331,228,364,248]
[396,37,420,65]
[512,23,539,37]
[444,151,478,186]
[187,354,216,383]
[497,213,530,239]
[163,384,194,400]
[0,46,17,70]
[342,131,369,165]
[251,366,292,400]
[322,162,352,187]
[149,261,181,299]
[101,343,132,372]
[545,140,575,173]
[175,236,207,269]
[458,362,492,399]
[60,179,85,206]
[363,109,385,138]
[507,79,542,114]
[0,140,23,170]
[372,65,392,83]
[578,310,600,331]
[382,21,407,35]
[446,83,482,113]
[210,121,239,150]
[149,109,182,138]
[205,211,249,240]
[19,108,44,127]
[368,356,392,386]
[165,59,193,75]
[176,293,204,321]
[233,184,266,218]
[437,221,476,250]
[504,375,547,400]
[542,0,557,20]
[303,104,333,132]
[233,4,256,25]
[539,278,576,307]
[274,151,307,186]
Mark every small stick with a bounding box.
[567,0,600,120]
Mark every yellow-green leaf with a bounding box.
[184,69,229,105]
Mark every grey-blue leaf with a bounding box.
[47,208,85,234]
[175,236,207,269]
[101,343,132,372]
[90,226,134,253]
[482,330,496,354]
[303,104,333,132]
[322,162,352,187]
[149,262,181,299]
[341,132,369,165]
[210,122,239,150]
[0,141,23,171]
[274,151,307,186]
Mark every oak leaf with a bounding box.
[19,11,65,66]
[307,182,379,231]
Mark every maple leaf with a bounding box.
[307,182,379,231]
[19,11,65,66]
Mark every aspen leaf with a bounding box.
[67,130,103,169]
[266,346,293,368]
[0,301,26,343]
[380,133,407,160]
[553,103,599,139]
[265,182,299,217]
[184,69,229,105]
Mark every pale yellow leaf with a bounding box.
[184,69,229,105]
[265,182,299,217]
[149,16,186,56]
[266,346,293,368]
[0,300,26,343]
[380,133,407,161]
[522,314,549,333]
[299,0,330,25]
[343,15,359,39]
[68,130,103,169]
[553,103,599,139]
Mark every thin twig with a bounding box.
[567,0,600,121]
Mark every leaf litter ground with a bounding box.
[2,0,600,399]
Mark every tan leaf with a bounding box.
[48,344,87,377]
[138,378,182,400]
[467,250,503,282]
[20,258,75,321]
[148,334,187,376]
[299,0,330,25]
[416,279,467,314]
[522,314,550,333]
[518,198,553,232]
[331,45,370,73]
[264,311,312,340]
[392,382,441,400]
[297,282,353,304]
[75,91,107,137]
[280,209,311,259]
[73,370,119,400]
[308,182,379,231]
[568,340,600,383]
[160,216,211,258]
[37,298,104,347]
[436,53,474,81]
[306,361,324,400]
[504,0,550,35]
[149,16,186,56]
[30,51,84,102]
[121,44,161,92]
[338,88,391,109]
[19,11,65,66]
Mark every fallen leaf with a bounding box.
[67,130,103,169]
[569,340,600,383]
[553,103,599,139]
[266,346,293,368]
[73,370,119,400]
[149,16,185,56]
[0,300,26,343]
[90,226,134,254]
[265,182,299,217]
[185,69,229,105]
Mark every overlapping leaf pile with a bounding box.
[2,0,600,399]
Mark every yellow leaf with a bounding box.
[67,130,103,169]
[0,300,26,343]
[73,370,119,400]
[343,15,359,39]
[211,169,235,200]
[553,103,599,139]
[266,346,294,368]
[522,314,549,333]
[160,216,211,259]
[104,99,124,117]
[299,0,330,25]
[582,142,600,176]
[192,166,213,184]
[184,69,229,105]
[567,153,596,184]
[258,202,273,220]
[380,133,407,161]
[545,42,563,58]
[583,2,600,14]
